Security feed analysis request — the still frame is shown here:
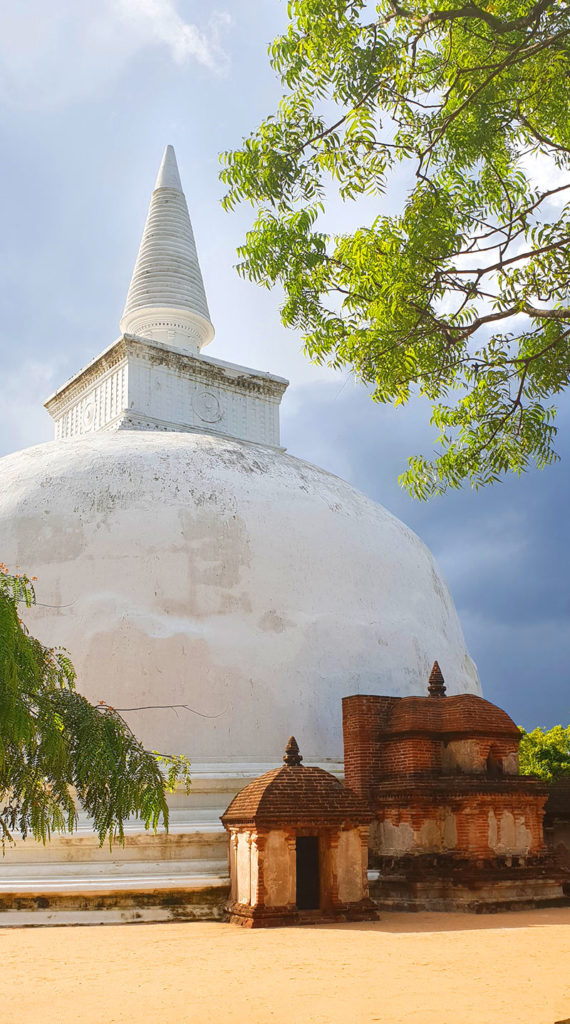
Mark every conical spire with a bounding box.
[120,145,214,353]
[283,736,303,766]
[428,660,447,697]
[154,145,183,191]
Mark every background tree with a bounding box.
[519,723,570,781]
[0,566,190,847]
[221,0,570,497]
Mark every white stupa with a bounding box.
[0,147,480,923]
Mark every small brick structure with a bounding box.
[343,663,568,911]
[221,737,378,927]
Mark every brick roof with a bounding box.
[221,764,372,828]
[381,693,520,738]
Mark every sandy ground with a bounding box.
[3,908,570,1024]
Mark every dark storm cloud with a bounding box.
[281,380,570,729]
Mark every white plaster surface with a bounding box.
[228,833,238,902]
[373,811,459,855]
[443,739,486,774]
[443,811,458,849]
[263,830,293,907]
[488,810,533,855]
[250,835,260,906]
[236,833,251,904]
[336,829,363,903]
[0,430,480,765]
[374,820,416,855]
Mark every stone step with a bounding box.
[0,859,229,890]
[0,862,230,927]
[4,826,228,866]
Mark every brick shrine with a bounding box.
[221,737,377,927]
[343,663,567,911]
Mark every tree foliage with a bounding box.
[0,567,190,847]
[221,0,570,497]
[519,724,570,781]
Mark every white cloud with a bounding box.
[115,0,231,69]
[521,149,569,201]
[0,0,230,110]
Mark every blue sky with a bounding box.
[0,0,567,728]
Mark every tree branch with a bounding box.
[388,0,554,35]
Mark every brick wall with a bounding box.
[342,695,389,800]
[343,694,546,863]
[370,792,546,858]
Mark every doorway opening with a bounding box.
[296,835,320,910]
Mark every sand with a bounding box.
[3,908,570,1024]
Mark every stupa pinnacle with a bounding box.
[120,144,214,353]
[44,146,288,444]
[154,143,183,190]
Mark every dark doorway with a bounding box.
[296,836,320,910]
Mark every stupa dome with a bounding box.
[0,429,480,764]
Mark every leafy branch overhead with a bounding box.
[0,567,191,847]
[221,0,570,497]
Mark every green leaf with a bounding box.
[0,568,190,848]
[220,0,570,497]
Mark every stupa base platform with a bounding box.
[368,856,570,913]
[0,871,229,927]
[0,762,342,927]
[0,809,231,926]
[0,768,235,927]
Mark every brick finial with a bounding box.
[428,661,446,697]
[283,736,303,766]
